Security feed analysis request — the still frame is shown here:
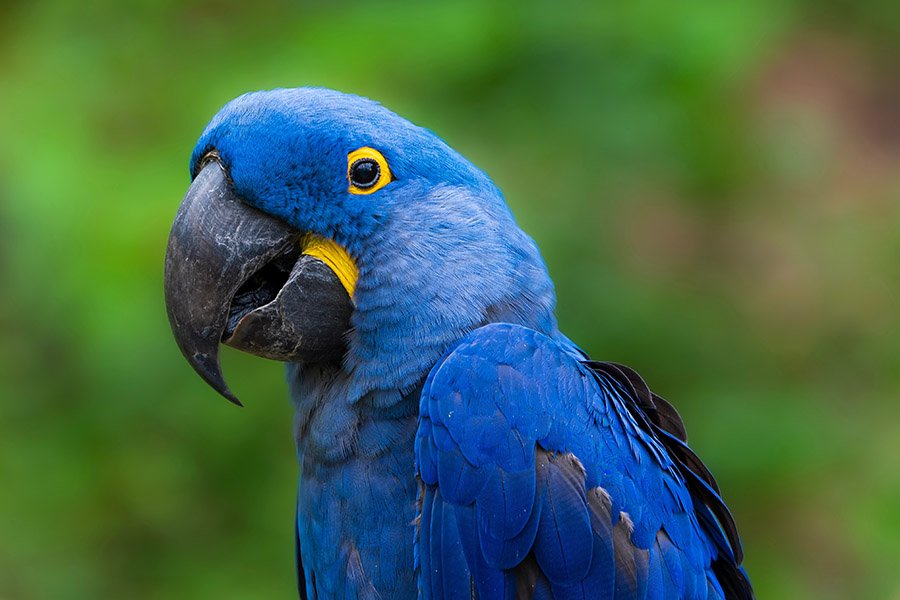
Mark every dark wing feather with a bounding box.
[582,361,689,444]
[583,360,752,597]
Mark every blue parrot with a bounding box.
[164,88,752,599]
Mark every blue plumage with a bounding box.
[184,88,751,599]
[416,323,749,599]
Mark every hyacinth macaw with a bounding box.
[164,88,753,600]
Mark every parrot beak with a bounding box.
[164,161,353,405]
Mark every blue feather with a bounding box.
[416,323,751,599]
[187,88,751,599]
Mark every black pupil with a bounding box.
[351,158,380,188]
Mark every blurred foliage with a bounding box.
[0,1,898,598]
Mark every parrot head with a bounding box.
[165,88,556,404]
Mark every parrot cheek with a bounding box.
[164,161,352,405]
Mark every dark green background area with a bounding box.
[1,1,898,598]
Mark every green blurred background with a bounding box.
[1,1,898,598]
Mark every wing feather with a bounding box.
[415,324,752,599]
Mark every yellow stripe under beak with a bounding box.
[301,234,358,299]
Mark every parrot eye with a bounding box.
[347,147,392,195]
[350,159,379,187]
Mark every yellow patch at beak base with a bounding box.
[301,234,358,299]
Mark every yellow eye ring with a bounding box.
[347,147,392,195]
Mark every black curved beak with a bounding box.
[164,162,352,405]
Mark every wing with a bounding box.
[414,323,752,599]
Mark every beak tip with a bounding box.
[201,370,244,407]
[222,390,244,407]
[182,348,244,406]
